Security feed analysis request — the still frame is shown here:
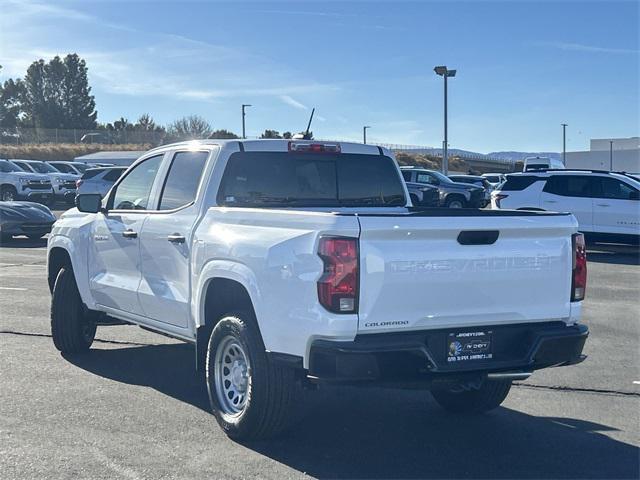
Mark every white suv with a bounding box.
[492,170,640,243]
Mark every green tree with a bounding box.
[167,115,213,141]
[209,129,239,139]
[23,54,97,129]
[0,73,27,129]
[282,131,293,139]
[62,54,97,129]
[260,129,282,139]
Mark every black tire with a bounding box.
[431,380,511,413]
[50,267,96,353]
[206,312,296,440]
[1,185,17,202]
[445,195,466,209]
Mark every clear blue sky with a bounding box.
[2,0,638,152]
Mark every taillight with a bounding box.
[494,193,508,208]
[571,233,587,301]
[288,142,341,154]
[317,237,358,313]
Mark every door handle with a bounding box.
[596,203,610,207]
[167,233,186,244]
[122,229,137,239]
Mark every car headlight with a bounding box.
[19,177,29,184]
[54,177,64,184]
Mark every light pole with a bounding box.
[434,66,456,175]
[363,126,371,144]
[561,123,568,166]
[241,104,251,139]
[610,140,614,171]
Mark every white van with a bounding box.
[523,156,565,172]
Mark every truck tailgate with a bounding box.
[357,212,577,333]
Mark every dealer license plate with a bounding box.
[447,330,493,363]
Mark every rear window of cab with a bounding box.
[217,152,406,207]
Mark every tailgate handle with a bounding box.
[457,230,499,245]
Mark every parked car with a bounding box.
[448,174,493,207]
[49,161,88,175]
[405,182,440,206]
[0,200,56,241]
[400,167,485,208]
[10,159,78,204]
[0,159,54,204]
[49,140,588,440]
[76,166,126,197]
[523,156,565,172]
[482,173,506,188]
[492,169,640,244]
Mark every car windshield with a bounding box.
[51,163,74,173]
[0,160,23,173]
[28,162,58,173]
[427,170,454,184]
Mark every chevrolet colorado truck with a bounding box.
[47,140,588,439]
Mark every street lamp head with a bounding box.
[446,69,457,77]
[242,104,252,108]
[434,66,447,76]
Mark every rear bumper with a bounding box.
[308,321,588,383]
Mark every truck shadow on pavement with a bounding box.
[65,342,639,480]
[586,243,640,266]
[0,236,48,249]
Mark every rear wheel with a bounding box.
[431,380,511,413]
[445,196,465,208]
[50,267,96,353]
[206,312,296,440]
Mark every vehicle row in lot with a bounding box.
[0,200,56,241]
[48,139,587,440]
[0,159,54,204]
[492,169,640,243]
[400,167,485,208]
[9,159,79,204]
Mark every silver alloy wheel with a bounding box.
[214,335,251,415]
[448,199,464,208]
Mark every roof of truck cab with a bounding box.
[144,139,391,156]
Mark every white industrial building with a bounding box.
[565,137,639,173]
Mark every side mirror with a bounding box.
[76,193,103,213]
[629,191,639,201]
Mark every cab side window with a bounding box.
[110,155,163,210]
[158,151,209,210]
[417,173,437,185]
[596,177,639,200]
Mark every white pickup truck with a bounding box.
[47,140,588,439]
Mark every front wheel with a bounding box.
[445,196,466,208]
[50,267,96,353]
[431,380,511,413]
[206,312,296,440]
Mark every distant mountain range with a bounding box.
[399,147,561,162]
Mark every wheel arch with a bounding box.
[47,246,72,293]
[194,261,264,371]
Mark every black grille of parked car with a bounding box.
[20,222,54,232]
[26,181,52,190]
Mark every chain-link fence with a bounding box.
[0,127,166,146]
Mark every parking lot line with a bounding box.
[0,287,29,291]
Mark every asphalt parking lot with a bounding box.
[1,218,639,479]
